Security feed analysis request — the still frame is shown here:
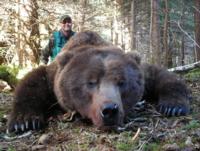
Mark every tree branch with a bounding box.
[193,6,200,14]
[168,61,200,73]
[170,20,200,49]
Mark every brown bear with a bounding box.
[7,31,190,133]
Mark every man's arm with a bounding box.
[40,36,54,64]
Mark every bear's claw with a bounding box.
[7,116,44,133]
[158,105,189,116]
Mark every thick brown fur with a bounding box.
[7,31,191,133]
[62,30,111,51]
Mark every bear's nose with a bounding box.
[101,103,119,126]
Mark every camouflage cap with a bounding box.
[59,15,72,23]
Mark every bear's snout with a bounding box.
[101,102,119,126]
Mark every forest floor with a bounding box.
[0,77,200,151]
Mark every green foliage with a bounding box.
[184,68,200,81]
[0,146,16,151]
[115,131,136,151]
[7,147,16,151]
[0,106,6,120]
[0,65,19,88]
[143,143,160,151]
[116,142,134,151]
[184,120,200,130]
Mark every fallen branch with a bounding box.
[168,61,200,73]
[132,128,141,141]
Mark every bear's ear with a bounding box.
[125,52,141,65]
[55,51,74,70]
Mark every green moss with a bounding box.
[72,127,81,133]
[0,146,16,151]
[184,120,200,130]
[143,143,160,151]
[177,141,186,149]
[0,103,11,122]
[184,68,200,81]
[0,65,19,88]
[116,142,134,151]
[79,143,90,150]
[0,107,6,119]
[121,131,132,137]
[114,131,136,151]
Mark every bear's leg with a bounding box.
[143,65,191,116]
[7,66,57,133]
[156,80,190,116]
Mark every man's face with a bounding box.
[61,19,72,32]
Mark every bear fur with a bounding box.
[7,31,191,132]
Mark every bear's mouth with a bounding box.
[87,109,124,130]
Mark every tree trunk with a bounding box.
[150,0,161,65]
[113,2,119,45]
[179,1,185,66]
[120,2,125,50]
[16,0,23,67]
[181,35,185,66]
[78,0,88,31]
[130,0,136,51]
[120,22,125,50]
[114,33,119,45]
[194,0,200,61]
[110,20,114,42]
[163,0,172,67]
[15,0,41,66]
[167,21,173,67]
[29,0,40,64]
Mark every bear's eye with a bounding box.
[117,80,126,88]
[87,80,98,88]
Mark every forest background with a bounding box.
[0,0,200,69]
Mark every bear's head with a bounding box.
[54,45,144,129]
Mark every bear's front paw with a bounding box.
[7,113,45,133]
[158,105,189,116]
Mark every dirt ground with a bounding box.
[0,79,200,151]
